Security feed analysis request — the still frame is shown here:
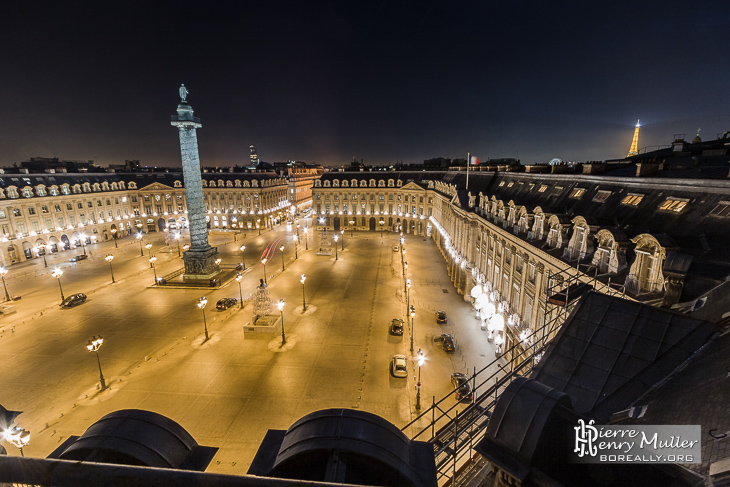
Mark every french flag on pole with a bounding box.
[470,155,480,166]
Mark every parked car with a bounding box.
[451,373,474,402]
[389,318,404,336]
[60,293,87,308]
[390,354,408,378]
[434,333,455,352]
[436,310,447,324]
[69,254,88,262]
[216,297,237,310]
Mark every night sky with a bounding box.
[2,1,729,167]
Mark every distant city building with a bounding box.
[249,145,258,166]
[286,161,325,213]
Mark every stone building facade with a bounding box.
[0,170,289,266]
[314,158,730,366]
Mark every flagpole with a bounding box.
[466,152,470,191]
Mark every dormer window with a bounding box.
[621,194,644,206]
[593,190,611,203]
[709,201,730,217]
[570,188,585,199]
[658,198,688,212]
[538,185,548,193]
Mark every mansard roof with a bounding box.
[530,292,718,422]
[319,171,444,187]
[0,172,126,188]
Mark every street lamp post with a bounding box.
[261,258,268,284]
[280,245,285,271]
[277,299,286,344]
[300,274,307,311]
[149,256,158,285]
[293,235,298,259]
[52,268,65,303]
[416,349,424,410]
[235,273,244,309]
[409,305,415,353]
[175,233,181,256]
[105,255,115,283]
[340,229,344,250]
[79,233,87,256]
[0,267,10,301]
[3,426,30,457]
[136,233,144,256]
[257,219,261,235]
[198,297,209,341]
[333,235,339,260]
[86,335,106,390]
[349,220,355,237]
[36,245,48,267]
[379,220,384,237]
[406,278,411,313]
[144,243,152,266]
[111,228,118,248]
[400,237,405,267]
[240,245,246,270]
[303,227,308,250]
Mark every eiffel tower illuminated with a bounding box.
[627,120,640,157]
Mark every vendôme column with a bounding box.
[171,85,219,281]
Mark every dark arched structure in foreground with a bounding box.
[49,409,216,471]
[248,408,437,487]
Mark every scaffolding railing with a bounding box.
[403,260,629,485]
[402,321,550,485]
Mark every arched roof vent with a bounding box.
[248,408,436,487]
[50,409,216,471]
